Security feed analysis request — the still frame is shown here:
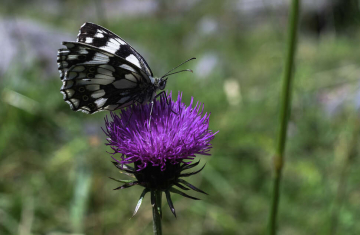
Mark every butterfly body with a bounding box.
[57,22,168,114]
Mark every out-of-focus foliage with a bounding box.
[0,0,360,234]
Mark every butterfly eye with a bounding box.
[78,87,85,92]
[159,80,166,90]
[82,95,89,101]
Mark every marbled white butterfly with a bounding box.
[57,22,195,114]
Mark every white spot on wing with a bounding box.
[126,54,141,68]
[104,104,119,110]
[97,68,113,76]
[85,37,93,43]
[109,38,120,45]
[94,29,104,38]
[68,55,78,60]
[95,74,114,79]
[80,106,90,113]
[62,80,74,89]
[95,98,107,108]
[70,98,79,108]
[117,38,126,45]
[119,64,136,73]
[101,44,118,54]
[125,74,138,83]
[61,91,66,99]
[91,89,105,99]
[77,79,113,86]
[99,65,115,72]
[65,89,75,98]
[94,53,110,63]
[79,49,88,54]
[100,38,124,54]
[149,76,155,83]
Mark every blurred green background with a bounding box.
[1,0,360,234]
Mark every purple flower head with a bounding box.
[104,92,217,217]
[104,92,217,171]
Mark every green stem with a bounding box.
[268,0,300,235]
[152,190,162,235]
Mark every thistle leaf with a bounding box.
[108,177,135,184]
[169,187,200,200]
[132,188,150,217]
[179,164,206,177]
[174,183,190,191]
[113,181,138,190]
[178,179,208,195]
[165,190,176,218]
[180,160,200,171]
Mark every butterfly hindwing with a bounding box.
[57,42,152,114]
[61,64,143,113]
[76,22,153,77]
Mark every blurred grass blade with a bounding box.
[2,89,39,114]
[268,0,300,234]
[70,160,92,234]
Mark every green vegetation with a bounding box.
[1,1,360,234]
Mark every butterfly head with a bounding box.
[151,76,167,90]
[159,78,167,90]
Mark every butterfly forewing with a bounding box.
[76,22,153,77]
[57,41,152,114]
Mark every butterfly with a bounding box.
[57,22,195,114]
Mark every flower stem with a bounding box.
[268,0,300,234]
[152,190,162,235]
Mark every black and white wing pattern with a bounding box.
[76,22,153,77]
[57,22,155,114]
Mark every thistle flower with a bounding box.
[103,92,217,217]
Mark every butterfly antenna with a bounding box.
[160,57,196,79]
[164,69,193,79]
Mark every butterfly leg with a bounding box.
[155,91,178,115]
[148,101,154,130]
